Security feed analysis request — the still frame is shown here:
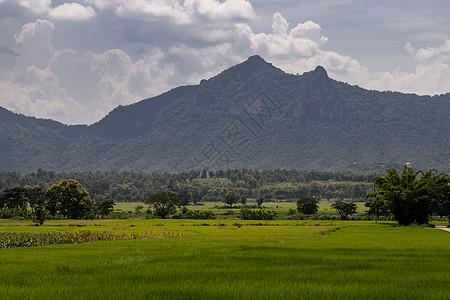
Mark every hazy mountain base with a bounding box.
[0,56,449,173]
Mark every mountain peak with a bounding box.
[313,66,328,78]
[246,55,267,63]
[240,55,272,71]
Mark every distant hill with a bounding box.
[1,55,449,173]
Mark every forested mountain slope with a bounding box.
[1,55,449,173]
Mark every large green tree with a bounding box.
[366,167,450,225]
[331,201,357,220]
[44,179,93,219]
[145,192,181,219]
[296,196,319,215]
[224,191,240,207]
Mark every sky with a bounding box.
[0,0,449,125]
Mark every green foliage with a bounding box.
[1,220,450,298]
[32,207,48,226]
[0,205,31,219]
[1,56,449,174]
[145,192,181,219]
[0,169,376,204]
[256,197,264,208]
[296,196,319,215]
[224,191,240,207]
[94,199,116,219]
[0,230,178,248]
[0,187,29,208]
[240,208,277,220]
[366,166,450,225]
[240,195,247,206]
[331,201,357,220]
[44,179,93,219]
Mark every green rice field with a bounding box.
[1,219,449,299]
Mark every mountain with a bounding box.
[1,55,449,173]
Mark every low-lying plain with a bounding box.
[1,219,449,299]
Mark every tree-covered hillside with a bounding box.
[1,56,449,173]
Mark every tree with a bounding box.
[44,179,93,219]
[32,207,48,226]
[240,195,247,207]
[296,196,319,215]
[95,199,115,218]
[0,187,29,208]
[256,197,264,208]
[331,201,357,220]
[224,191,240,207]
[27,188,47,213]
[366,166,450,225]
[145,192,181,219]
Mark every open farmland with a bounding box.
[1,219,449,299]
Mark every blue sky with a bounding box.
[0,0,449,124]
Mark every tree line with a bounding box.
[1,167,448,225]
[0,169,374,203]
[0,179,114,225]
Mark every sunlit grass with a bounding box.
[1,220,449,299]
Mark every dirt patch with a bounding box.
[435,226,450,232]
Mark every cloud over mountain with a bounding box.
[0,1,449,124]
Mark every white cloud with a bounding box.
[14,19,55,69]
[234,13,328,59]
[85,0,255,24]
[49,3,96,21]
[0,66,83,123]
[404,42,415,55]
[1,7,450,125]
[18,0,51,15]
[414,40,450,63]
[184,0,256,22]
[366,41,450,95]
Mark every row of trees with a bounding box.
[0,169,374,203]
[1,167,449,225]
[0,179,115,225]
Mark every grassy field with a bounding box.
[1,219,449,299]
[115,200,368,216]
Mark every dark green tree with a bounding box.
[256,197,264,208]
[27,188,47,213]
[44,179,93,219]
[366,167,450,225]
[240,195,247,207]
[95,199,115,218]
[32,207,48,226]
[296,196,319,215]
[224,191,240,207]
[0,187,28,208]
[331,201,357,220]
[145,192,181,219]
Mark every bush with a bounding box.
[0,205,31,219]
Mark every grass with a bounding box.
[115,200,369,216]
[1,219,449,299]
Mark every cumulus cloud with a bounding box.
[1,5,450,124]
[414,40,450,63]
[18,0,51,15]
[14,19,55,69]
[49,3,96,21]
[85,0,256,24]
[366,40,450,95]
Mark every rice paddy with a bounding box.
[1,219,449,299]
